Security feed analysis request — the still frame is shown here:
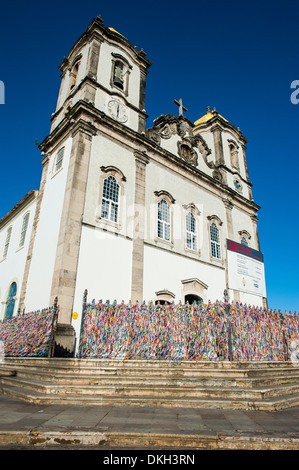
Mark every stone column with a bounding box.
[223,198,234,294]
[50,123,94,332]
[130,150,149,303]
[19,157,49,312]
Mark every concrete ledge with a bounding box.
[0,430,298,450]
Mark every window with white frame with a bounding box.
[186,211,197,251]
[157,199,170,241]
[55,147,65,173]
[100,175,120,223]
[2,226,12,259]
[19,212,30,249]
[210,222,221,259]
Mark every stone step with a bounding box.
[1,361,298,379]
[2,367,299,389]
[1,357,297,370]
[1,358,298,410]
[1,375,298,401]
[1,383,299,411]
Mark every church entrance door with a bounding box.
[5,282,17,319]
[184,294,202,305]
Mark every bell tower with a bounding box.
[51,15,151,134]
[19,16,152,353]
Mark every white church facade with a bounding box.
[0,16,267,352]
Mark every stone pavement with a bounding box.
[0,394,298,450]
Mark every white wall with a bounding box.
[0,195,37,318]
[143,244,226,304]
[24,137,73,311]
[71,224,133,341]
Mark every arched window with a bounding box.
[4,282,17,319]
[239,230,251,247]
[69,61,80,92]
[113,61,125,90]
[228,141,239,170]
[241,236,248,247]
[110,54,132,96]
[157,199,170,241]
[19,212,30,248]
[2,226,12,259]
[100,175,120,223]
[210,222,221,259]
[186,211,197,251]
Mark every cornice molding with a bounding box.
[207,214,223,226]
[154,190,175,204]
[238,229,251,239]
[40,100,261,216]
[0,190,38,229]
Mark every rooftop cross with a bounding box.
[174,98,188,116]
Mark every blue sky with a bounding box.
[0,0,298,312]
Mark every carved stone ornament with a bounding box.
[212,170,223,183]
[193,134,214,169]
[160,123,177,139]
[177,119,192,137]
[146,128,161,145]
[177,139,198,166]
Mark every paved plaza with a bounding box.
[0,394,298,450]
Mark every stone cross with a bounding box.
[174,98,187,116]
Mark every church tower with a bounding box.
[18,16,152,350]
[50,16,151,134]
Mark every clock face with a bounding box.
[107,100,128,123]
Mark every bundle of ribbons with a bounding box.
[0,307,58,357]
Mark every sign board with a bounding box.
[227,239,266,297]
[72,312,79,320]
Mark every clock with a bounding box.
[107,100,128,123]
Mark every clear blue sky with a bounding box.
[0,0,298,312]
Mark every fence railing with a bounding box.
[0,298,59,357]
[78,290,299,362]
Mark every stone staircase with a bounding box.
[0,358,299,410]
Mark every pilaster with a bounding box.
[130,150,149,303]
[211,124,225,166]
[19,157,49,312]
[223,197,234,240]
[250,214,260,251]
[50,122,94,325]
[138,67,148,133]
[86,36,103,81]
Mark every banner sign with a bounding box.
[227,239,266,297]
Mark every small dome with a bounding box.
[108,27,123,36]
[194,106,227,126]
